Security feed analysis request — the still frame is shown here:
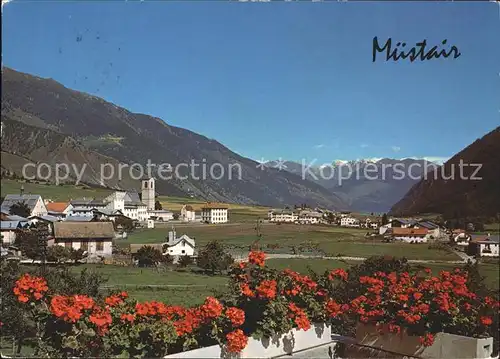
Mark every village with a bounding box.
[1,177,498,266]
[1,179,499,358]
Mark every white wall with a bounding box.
[269,213,298,223]
[479,243,499,257]
[202,208,228,224]
[166,240,195,256]
[1,230,16,245]
[32,198,48,217]
[55,240,113,257]
[394,236,428,243]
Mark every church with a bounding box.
[68,177,173,222]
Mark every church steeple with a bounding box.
[141,177,155,210]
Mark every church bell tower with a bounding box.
[141,177,155,210]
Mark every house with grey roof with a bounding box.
[53,221,115,258]
[1,194,48,217]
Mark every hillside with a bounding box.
[1,67,347,210]
[266,158,435,213]
[390,126,500,220]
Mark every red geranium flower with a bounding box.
[480,316,493,326]
[256,280,277,299]
[420,333,435,347]
[226,307,245,326]
[226,329,248,353]
[248,251,266,267]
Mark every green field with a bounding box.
[123,224,460,260]
[1,179,112,201]
[69,264,228,305]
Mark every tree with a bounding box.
[196,240,234,275]
[14,228,49,261]
[173,213,179,220]
[134,245,163,267]
[326,212,336,224]
[113,216,134,232]
[9,201,31,218]
[381,213,388,226]
[46,245,71,263]
[177,255,193,268]
[69,248,87,264]
[159,253,174,265]
[155,200,163,210]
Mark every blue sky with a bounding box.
[2,0,499,165]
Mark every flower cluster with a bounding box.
[338,269,499,346]
[11,253,499,357]
[13,274,48,303]
[14,276,246,356]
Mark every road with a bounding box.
[234,253,470,265]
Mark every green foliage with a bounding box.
[0,261,108,352]
[14,227,50,260]
[154,200,163,210]
[177,255,193,268]
[114,216,135,232]
[381,213,388,225]
[134,245,163,267]
[196,241,234,274]
[9,201,31,218]
[46,245,71,263]
[69,248,87,263]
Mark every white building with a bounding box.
[67,207,97,218]
[148,210,174,222]
[390,228,429,243]
[298,210,323,224]
[163,228,195,257]
[1,220,28,245]
[180,205,196,222]
[46,202,73,219]
[268,209,299,223]
[468,235,499,257]
[452,230,471,246]
[1,193,48,217]
[341,216,360,227]
[201,203,229,224]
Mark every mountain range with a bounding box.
[3,67,496,216]
[265,158,438,213]
[1,67,348,210]
[390,126,500,220]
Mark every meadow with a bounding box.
[59,258,499,307]
[68,264,228,306]
[123,223,460,261]
[1,179,112,201]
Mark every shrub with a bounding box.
[134,246,163,267]
[196,241,234,275]
[177,255,193,268]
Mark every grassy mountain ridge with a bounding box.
[390,126,500,219]
[1,67,347,209]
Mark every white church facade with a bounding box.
[67,177,172,222]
